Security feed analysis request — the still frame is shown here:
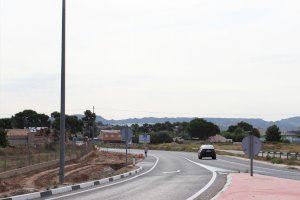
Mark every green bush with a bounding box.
[287,158,296,165]
[271,157,283,164]
[265,155,272,160]
[150,131,173,144]
[281,139,290,143]
[266,125,281,142]
[221,129,246,142]
[0,128,9,148]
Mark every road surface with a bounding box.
[43,149,300,200]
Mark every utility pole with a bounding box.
[59,0,66,184]
[249,134,254,176]
[125,127,128,166]
[92,106,95,142]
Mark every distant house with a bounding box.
[6,128,50,146]
[281,131,300,143]
[6,129,31,145]
[207,134,232,143]
[99,130,122,143]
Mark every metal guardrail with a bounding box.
[259,151,299,160]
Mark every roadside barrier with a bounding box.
[259,151,299,160]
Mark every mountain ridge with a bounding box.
[74,114,300,132]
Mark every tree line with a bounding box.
[130,118,221,143]
[0,109,98,146]
[0,109,284,147]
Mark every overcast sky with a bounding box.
[1,0,300,121]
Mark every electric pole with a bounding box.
[92,106,95,142]
[59,0,66,184]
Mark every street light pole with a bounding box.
[92,106,95,142]
[59,0,66,184]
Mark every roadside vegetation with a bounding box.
[1,109,299,171]
[216,150,300,166]
[220,121,260,142]
[0,128,9,148]
[0,150,137,198]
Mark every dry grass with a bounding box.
[216,150,300,166]
[0,151,136,198]
[99,140,300,153]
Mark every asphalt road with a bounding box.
[44,149,300,200]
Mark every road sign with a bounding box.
[121,127,133,142]
[139,134,150,143]
[242,135,262,157]
[120,127,133,167]
[242,135,262,176]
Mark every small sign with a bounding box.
[121,127,133,142]
[242,135,262,157]
[139,134,150,144]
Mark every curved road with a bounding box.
[44,149,300,200]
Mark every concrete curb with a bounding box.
[211,173,232,200]
[1,167,143,200]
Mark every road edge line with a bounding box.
[183,158,217,200]
[211,173,232,200]
[45,155,159,200]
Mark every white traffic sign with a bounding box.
[139,134,150,144]
[242,135,262,157]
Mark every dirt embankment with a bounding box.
[0,151,137,198]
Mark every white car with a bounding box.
[198,144,216,159]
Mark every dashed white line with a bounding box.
[163,170,180,174]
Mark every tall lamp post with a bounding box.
[59,0,66,184]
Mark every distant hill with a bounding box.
[74,114,300,132]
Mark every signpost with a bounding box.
[121,127,133,166]
[139,134,150,144]
[242,135,262,176]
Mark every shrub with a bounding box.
[270,157,283,164]
[0,128,9,148]
[265,155,272,160]
[221,129,246,142]
[281,139,290,143]
[150,131,173,144]
[265,125,281,142]
[287,158,296,165]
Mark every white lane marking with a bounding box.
[163,170,180,174]
[46,155,159,200]
[211,173,232,200]
[183,158,226,200]
[218,158,300,175]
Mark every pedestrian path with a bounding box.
[217,173,300,200]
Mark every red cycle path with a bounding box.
[217,173,300,200]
